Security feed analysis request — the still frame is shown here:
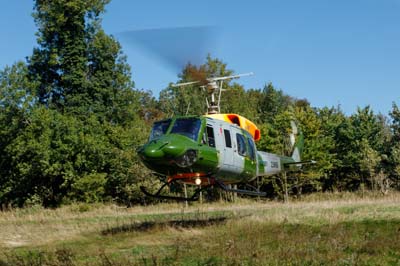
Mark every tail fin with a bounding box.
[289,121,304,163]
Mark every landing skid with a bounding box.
[140,182,209,202]
[140,177,267,201]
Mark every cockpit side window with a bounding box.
[170,118,202,141]
[149,119,171,141]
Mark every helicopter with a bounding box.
[137,71,314,201]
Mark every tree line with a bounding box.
[1,0,399,207]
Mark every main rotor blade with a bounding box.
[171,80,200,87]
[172,72,254,88]
[117,26,218,72]
[209,72,254,82]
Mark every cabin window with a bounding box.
[247,136,256,161]
[224,129,232,148]
[149,119,171,141]
[206,126,215,147]
[236,133,247,156]
[170,118,201,141]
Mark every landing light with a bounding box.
[195,178,202,185]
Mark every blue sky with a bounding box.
[1,0,400,115]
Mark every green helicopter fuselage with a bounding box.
[137,115,303,186]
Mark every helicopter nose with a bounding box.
[137,134,194,163]
[138,140,169,159]
[143,147,164,159]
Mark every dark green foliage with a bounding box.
[0,62,36,206]
[0,0,151,207]
[28,0,134,122]
[259,83,293,124]
[328,106,388,191]
[1,106,150,206]
[385,103,400,189]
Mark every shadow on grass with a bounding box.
[101,216,229,236]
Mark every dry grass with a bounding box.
[1,192,400,265]
[0,202,194,248]
[1,192,400,248]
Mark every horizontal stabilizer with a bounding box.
[284,160,317,166]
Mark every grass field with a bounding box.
[1,192,400,265]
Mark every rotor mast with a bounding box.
[203,80,221,114]
[172,72,254,114]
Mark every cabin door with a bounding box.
[218,125,243,175]
[215,124,236,174]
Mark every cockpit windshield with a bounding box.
[170,118,202,141]
[149,119,171,141]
